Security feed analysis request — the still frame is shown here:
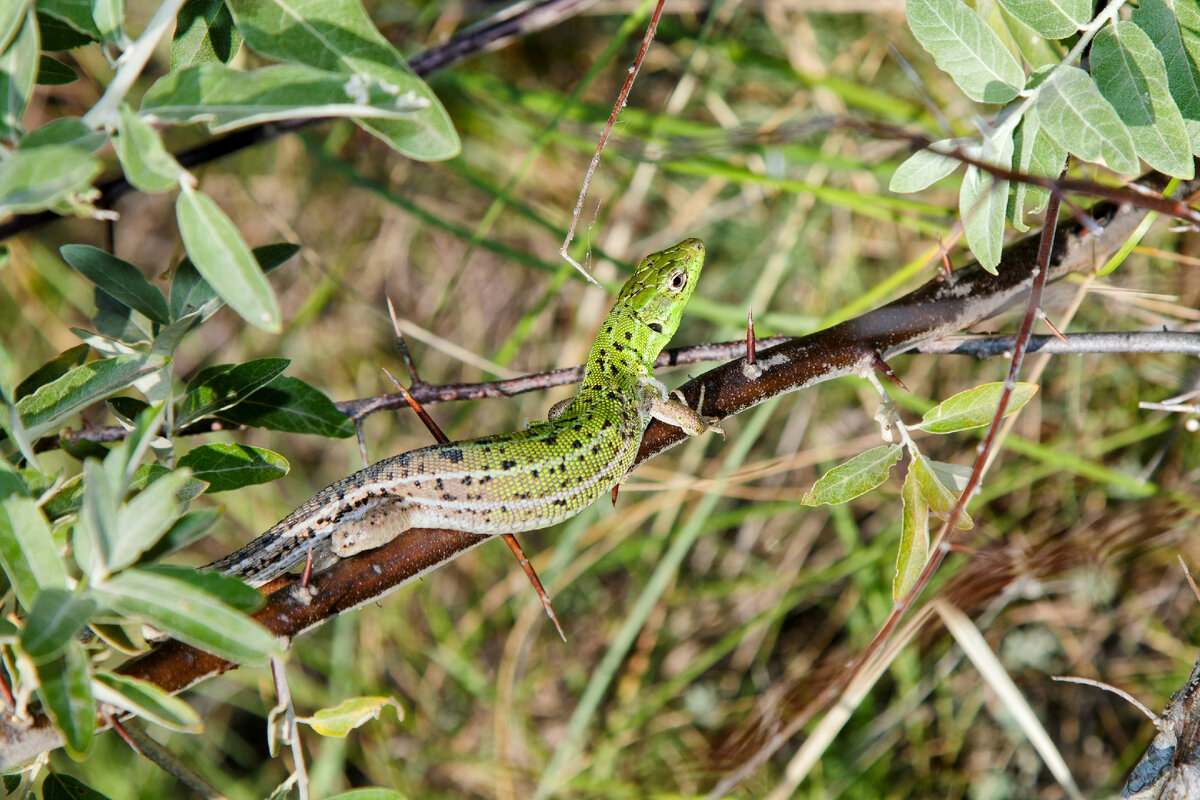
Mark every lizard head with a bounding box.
[617,238,705,356]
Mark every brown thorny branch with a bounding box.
[2,167,1197,767]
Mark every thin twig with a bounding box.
[559,0,667,284]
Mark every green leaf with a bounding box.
[20,589,97,662]
[997,0,1087,39]
[0,8,37,139]
[905,0,1024,104]
[0,467,69,609]
[143,565,263,612]
[14,343,89,401]
[93,671,202,732]
[1008,103,1066,226]
[176,357,290,428]
[19,116,105,151]
[142,62,434,133]
[1134,0,1200,155]
[911,455,972,529]
[0,144,101,218]
[298,696,403,738]
[959,129,1012,273]
[325,792,408,800]
[128,463,208,504]
[217,376,354,438]
[109,469,195,571]
[137,508,221,565]
[893,467,930,602]
[37,0,101,39]
[106,395,149,424]
[42,774,113,800]
[889,138,965,193]
[224,0,460,160]
[61,245,170,324]
[173,0,242,69]
[37,11,97,50]
[16,354,159,439]
[0,0,33,53]
[1034,66,1140,174]
[36,54,78,85]
[92,288,149,344]
[1093,21,1193,178]
[175,184,281,332]
[802,444,902,506]
[915,381,1039,433]
[169,241,299,321]
[95,568,283,663]
[77,458,118,579]
[90,0,124,43]
[35,641,94,758]
[113,105,185,193]
[177,443,289,492]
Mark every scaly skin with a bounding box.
[208,238,720,586]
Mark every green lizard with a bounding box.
[209,238,721,587]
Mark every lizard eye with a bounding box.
[648,322,664,333]
[668,271,687,292]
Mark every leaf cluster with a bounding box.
[895,0,1199,270]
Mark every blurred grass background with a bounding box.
[6,0,1200,797]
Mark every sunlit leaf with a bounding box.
[175,184,281,332]
[1092,21,1193,178]
[802,444,902,506]
[1034,66,1139,174]
[893,468,930,601]
[905,0,1024,103]
[177,443,289,492]
[915,382,1038,433]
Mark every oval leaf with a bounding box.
[177,443,289,492]
[113,105,185,193]
[41,773,112,800]
[21,589,97,662]
[915,381,1038,433]
[175,185,281,332]
[893,467,930,602]
[998,0,1087,39]
[223,0,460,160]
[802,444,902,506]
[216,375,354,438]
[959,129,1012,273]
[172,0,243,69]
[890,139,965,193]
[16,353,159,440]
[0,8,37,139]
[298,696,403,738]
[911,455,972,529]
[176,357,290,428]
[93,671,202,732]
[1092,21,1193,179]
[1035,66,1140,174]
[0,144,101,219]
[0,467,69,609]
[96,568,283,664]
[60,245,170,324]
[35,641,95,758]
[906,0,1024,103]
[1132,0,1200,156]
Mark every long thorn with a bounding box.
[872,352,908,391]
[386,296,422,386]
[502,533,566,642]
[746,305,756,365]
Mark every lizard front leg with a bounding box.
[649,390,724,438]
